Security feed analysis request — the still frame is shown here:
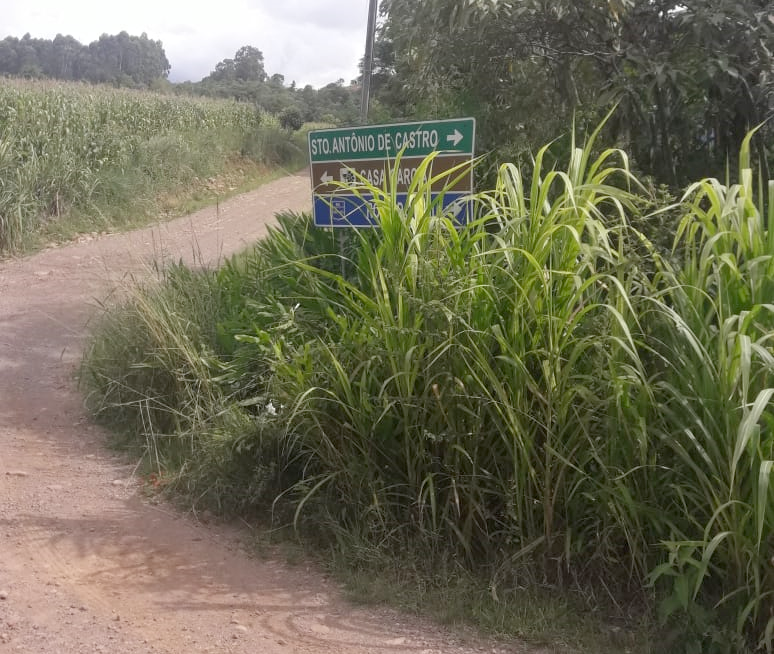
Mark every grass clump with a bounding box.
[81,124,774,653]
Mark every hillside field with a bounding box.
[0,79,306,254]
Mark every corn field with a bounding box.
[0,79,263,253]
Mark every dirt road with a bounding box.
[0,173,531,654]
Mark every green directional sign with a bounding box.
[308,117,476,228]
[308,118,475,162]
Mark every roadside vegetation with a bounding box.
[6,2,771,650]
[81,127,774,653]
[0,79,309,255]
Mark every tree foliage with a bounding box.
[187,47,361,126]
[379,0,774,184]
[0,31,170,87]
[206,45,267,83]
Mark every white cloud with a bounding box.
[0,0,370,87]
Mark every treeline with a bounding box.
[176,45,361,127]
[0,33,361,126]
[0,32,170,88]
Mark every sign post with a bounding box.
[308,118,476,228]
[360,0,378,124]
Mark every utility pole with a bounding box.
[360,0,378,125]
[340,0,378,278]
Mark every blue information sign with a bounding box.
[312,192,474,228]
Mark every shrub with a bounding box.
[279,106,303,131]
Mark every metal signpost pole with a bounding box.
[339,0,378,277]
[360,0,378,125]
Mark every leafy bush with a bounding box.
[279,107,303,131]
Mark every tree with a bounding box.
[0,38,20,75]
[16,33,44,78]
[206,45,266,83]
[192,46,359,126]
[358,30,412,119]
[234,45,266,82]
[48,34,82,79]
[380,0,774,185]
[84,32,170,86]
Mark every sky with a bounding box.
[0,0,372,87]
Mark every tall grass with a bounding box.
[643,131,774,648]
[81,127,774,651]
[80,262,290,513]
[0,79,303,254]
